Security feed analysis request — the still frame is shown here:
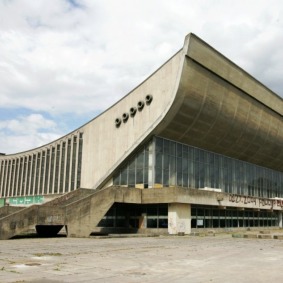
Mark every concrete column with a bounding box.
[168,203,191,235]
[278,211,283,228]
[139,213,147,228]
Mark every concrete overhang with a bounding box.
[154,33,283,172]
[113,186,283,211]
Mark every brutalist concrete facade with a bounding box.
[0,33,283,238]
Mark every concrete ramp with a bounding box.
[0,189,95,240]
[0,206,24,219]
[65,187,119,237]
[44,188,95,207]
[0,205,40,240]
[0,187,142,239]
[64,186,143,237]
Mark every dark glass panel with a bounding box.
[155,137,163,152]
[169,141,176,156]
[136,151,144,169]
[177,143,182,158]
[155,152,163,168]
[136,169,143,184]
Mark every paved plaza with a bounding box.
[1,233,283,282]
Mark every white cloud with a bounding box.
[0,114,56,133]
[0,114,62,154]
[0,0,282,153]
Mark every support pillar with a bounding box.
[168,203,191,235]
[139,213,147,228]
[279,211,283,228]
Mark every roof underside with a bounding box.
[156,34,283,172]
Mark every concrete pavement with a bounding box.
[1,234,283,282]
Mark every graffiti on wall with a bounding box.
[228,194,283,208]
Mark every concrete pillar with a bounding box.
[278,211,283,228]
[168,203,191,235]
[139,213,147,228]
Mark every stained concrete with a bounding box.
[1,234,283,282]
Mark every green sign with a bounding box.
[8,196,44,206]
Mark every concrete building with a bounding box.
[0,33,283,239]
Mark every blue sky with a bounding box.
[1,0,283,154]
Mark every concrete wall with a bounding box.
[141,187,283,211]
[79,51,184,189]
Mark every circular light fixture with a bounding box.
[122,113,129,122]
[137,101,144,111]
[145,94,153,105]
[130,107,137,117]
[115,118,122,127]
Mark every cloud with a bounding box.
[0,113,62,154]
[0,0,282,153]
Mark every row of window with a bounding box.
[0,133,83,197]
[154,136,283,198]
[113,141,154,188]
[113,136,283,198]
[98,203,168,229]
[98,203,278,229]
[191,206,278,228]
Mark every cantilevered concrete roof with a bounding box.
[155,33,283,172]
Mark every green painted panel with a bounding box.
[8,196,45,206]
[34,196,44,203]
[0,198,5,207]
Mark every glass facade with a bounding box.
[154,136,283,198]
[98,203,168,229]
[114,136,283,198]
[99,203,277,229]
[191,205,277,228]
[113,140,153,188]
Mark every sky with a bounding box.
[1,0,283,154]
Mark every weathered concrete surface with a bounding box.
[0,206,24,219]
[45,189,95,207]
[0,187,141,239]
[0,189,96,240]
[1,235,283,282]
[0,205,40,240]
[168,203,191,235]
[1,186,282,239]
[65,187,116,237]
[142,186,283,211]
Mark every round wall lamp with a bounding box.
[145,94,153,105]
[122,112,129,122]
[130,107,137,117]
[137,100,144,111]
[115,118,121,127]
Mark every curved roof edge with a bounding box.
[2,49,183,157]
[186,33,283,116]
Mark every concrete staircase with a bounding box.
[65,186,119,237]
[0,186,141,240]
[0,189,96,240]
